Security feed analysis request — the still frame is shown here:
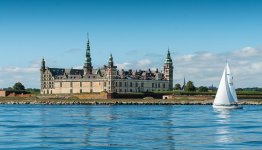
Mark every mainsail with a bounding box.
[213,63,238,105]
[226,63,238,102]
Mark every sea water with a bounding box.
[0,105,261,149]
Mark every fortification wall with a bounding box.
[74,92,109,99]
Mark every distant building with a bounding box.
[0,90,7,97]
[40,39,173,94]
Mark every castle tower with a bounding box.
[83,39,93,75]
[40,58,46,73]
[106,54,117,93]
[40,58,46,94]
[164,49,173,90]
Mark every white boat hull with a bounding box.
[212,104,243,109]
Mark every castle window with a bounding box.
[120,89,122,92]
[125,82,127,87]
[119,82,122,87]
[115,82,118,87]
[80,82,82,87]
[158,83,160,88]
[163,83,165,88]
[130,82,132,87]
[80,89,82,93]
[70,82,72,87]
[130,89,132,92]
[141,83,144,87]
[60,82,62,87]
[136,83,138,87]
[152,83,154,88]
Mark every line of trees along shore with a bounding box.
[174,81,262,93]
[1,82,40,94]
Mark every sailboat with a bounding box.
[213,62,242,109]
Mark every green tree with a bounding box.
[198,86,209,92]
[174,83,181,90]
[185,81,196,92]
[13,82,25,91]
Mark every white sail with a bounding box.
[213,63,236,105]
[226,63,238,102]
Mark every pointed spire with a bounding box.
[41,58,46,72]
[108,53,114,67]
[86,39,91,61]
[165,48,172,63]
[83,35,93,75]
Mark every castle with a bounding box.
[40,39,173,94]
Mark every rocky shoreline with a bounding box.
[0,98,262,105]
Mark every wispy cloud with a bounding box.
[0,60,41,88]
[137,59,151,67]
[116,62,132,70]
[232,46,261,57]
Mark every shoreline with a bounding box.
[0,98,262,105]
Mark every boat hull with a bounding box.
[212,104,243,109]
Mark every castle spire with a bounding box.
[83,36,93,75]
[165,49,172,63]
[108,53,114,67]
[41,58,46,72]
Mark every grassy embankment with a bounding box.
[0,90,262,105]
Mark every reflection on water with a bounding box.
[214,109,233,144]
[0,105,261,149]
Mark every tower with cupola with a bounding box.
[163,49,173,90]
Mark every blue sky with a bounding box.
[0,0,262,88]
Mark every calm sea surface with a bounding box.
[0,105,261,149]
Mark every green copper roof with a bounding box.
[165,49,172,63]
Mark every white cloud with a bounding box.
[116,62,132,70]
[233,46,261,57]
[1,67,38,73]
[137,59,151,67]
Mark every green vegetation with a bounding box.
[13,82,25,91]
[26,88,40,95]
[2,82,40,95]
[184,81,196,92]
[236,87,262,92]
[174,83,182,90]
[198,86,209,92]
